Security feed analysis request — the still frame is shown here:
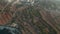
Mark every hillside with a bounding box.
[0,0,60,34]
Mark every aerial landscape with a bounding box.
[0,0,60,34]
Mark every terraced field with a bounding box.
[0,5,59,34]
[0,0,60,34]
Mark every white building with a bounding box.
[26,0,35,6]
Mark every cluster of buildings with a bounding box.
[7,0,34,2]
[6,0,36,6]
